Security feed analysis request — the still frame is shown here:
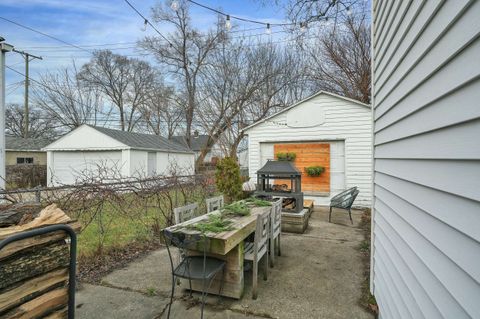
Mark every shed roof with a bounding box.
[170,135,210,152]
[6,136,52,151]
[243,90,370,132]
[89,125,192,153]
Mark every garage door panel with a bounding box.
[52,151,123,185]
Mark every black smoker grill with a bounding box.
[255,160,304,213]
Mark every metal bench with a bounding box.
[329,187,359,224]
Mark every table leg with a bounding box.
[185,242,245,299]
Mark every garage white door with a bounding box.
[51,151,123,185]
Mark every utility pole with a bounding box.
[12,50,42,138]
[0,38,14,190]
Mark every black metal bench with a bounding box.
[329,187,359,224]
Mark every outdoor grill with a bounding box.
[255,160,304,213]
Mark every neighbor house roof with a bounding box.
[6,137,52,152]
[242,90,370,132]
[90,126,193,153]
[170,135,210,152]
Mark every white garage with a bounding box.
[43,125,195,186]
[243,91,372,207]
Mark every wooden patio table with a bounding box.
[164,204,272,299]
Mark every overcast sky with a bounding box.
[1,0,287,104]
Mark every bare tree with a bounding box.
[306,14,371,103]
[5,103,59,139]
[33,63,105,130]
[140,0,225,146]
[78,50,156,131]
[139,82,184,137]
[195,41,303,165]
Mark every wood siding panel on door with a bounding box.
[372,0,480,318]
[274,143,330,193]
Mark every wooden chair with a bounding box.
[244,211,270,299]
[269,199,282,267]
[205,195,224,213]
[329,187,360,224]
[173,203,198,225]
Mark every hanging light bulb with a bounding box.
[300,22,306,33]
[225,15,231,31]
[324,17,331,27]
[346,6,352,15]
[266,23,271,34]
[141,19,148,31]
[171,0,179,11]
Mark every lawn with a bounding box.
[70,186,212,258]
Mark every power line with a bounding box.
[0,16,92,54]
[123,0,177,49]
[186,0,294,26]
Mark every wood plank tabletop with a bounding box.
[165,205,271,255]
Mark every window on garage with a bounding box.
[17,157,34,164]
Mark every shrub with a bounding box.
[215,157,242,202]
[305,166,325,177]
[276,152,296,161]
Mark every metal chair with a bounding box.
[162,230,226,319]
[174,203,198,224]
[329,187,360,224]
[244,211,270,299]
[269,199,282,267]
[205,195,224,213]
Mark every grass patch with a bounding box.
[358,208,378,315]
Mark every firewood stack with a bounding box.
[0,203,80,318]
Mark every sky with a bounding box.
[0,0,289,104]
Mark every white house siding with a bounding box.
[372,1,480,318]
[246,93,372,206]
[168,153,195,175]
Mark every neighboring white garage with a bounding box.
[43,125,195,186]
[243,91,372,207]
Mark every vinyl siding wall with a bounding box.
[371,1,480,318]
[246,93,372,206]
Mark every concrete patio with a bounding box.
[75,207,373,319]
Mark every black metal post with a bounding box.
[0,224,77,319]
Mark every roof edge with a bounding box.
[242,90,370,132]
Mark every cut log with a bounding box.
[0,204,41,227]
[0,221,81,260]
[43,307,68,319]
[0,204,71,240]
[1,287,68,319]
[0,268,68,313]
[0,241,69,290]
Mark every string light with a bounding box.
[225,15,231,31]
[300,22,306,33]
[141,19,148,31]
[346,6,352,15]
[171,0,179,11]
[266,23,271,34]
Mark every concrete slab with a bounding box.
[101,249,176,297]
[76,205,372,319]
[158,300,268,319]
[224,235,371,319]
[76,284,167,319]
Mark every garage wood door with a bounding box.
[274,143,330,193]
[52,151,123,185]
